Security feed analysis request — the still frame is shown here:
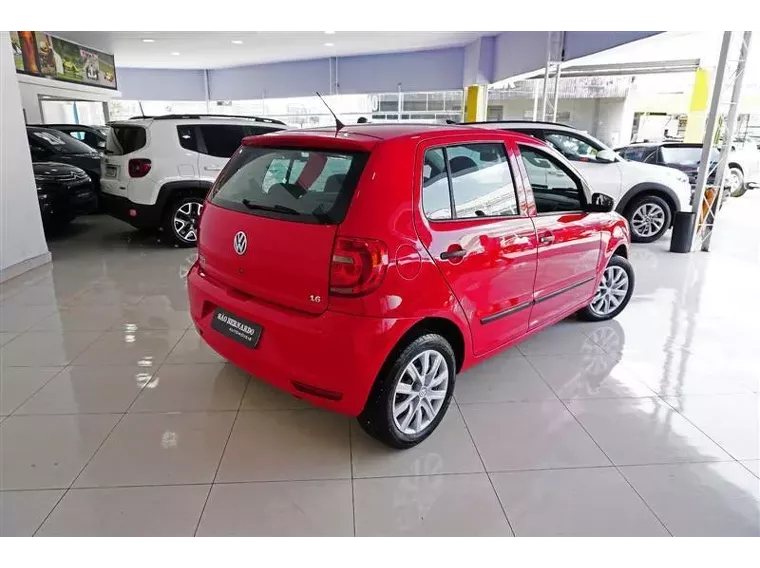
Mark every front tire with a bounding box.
[578,255,635,322]
[625,194,672,243]
[163,195,203,248]
[357,334,456,449]
[727,167,746,197]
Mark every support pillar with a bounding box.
[464,85,487,122]
[683,68,710,143]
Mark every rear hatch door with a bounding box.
[199,142,370,315]
[101,123,149,196]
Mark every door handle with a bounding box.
[440,248,466,260]
[539,234,555,245]
[204,166,222,172]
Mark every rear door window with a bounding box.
[106,125,147,155]
[198,124,281,158]
[177,125,198,152]
[209,146,369,224]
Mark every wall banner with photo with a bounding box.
[10,31,117,90]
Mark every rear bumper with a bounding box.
[187,264,411,416]
[100,193,162,229]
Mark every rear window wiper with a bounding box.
[241,199,300,216]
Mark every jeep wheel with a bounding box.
[164,196,203,247]
[727,167,746,197]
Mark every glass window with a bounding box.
[69,131,86,141]
[177,125,198,152]
[422,148,452,220]
[198,125,248,158]
[209,147,369,224]
[618,146,657,163]
[519,145,584,214]
[660,145,719,166]
[544,131,605,163]
[106,125,147,155]
[447,144,519,218]
[29,129,93,154]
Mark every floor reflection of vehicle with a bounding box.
[189,124,634,449]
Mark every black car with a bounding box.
[35,124,108,152]
[34,162,98,230]
[27,126,102,194]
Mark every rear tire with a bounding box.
[357,333,456,449]
[578,255,635,322]
[625,194,672,243]
[163,195,203,248]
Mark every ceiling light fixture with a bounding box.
[324,42,334,47]
[171,52,181,56]
[232,40,243,45]
[324,31,335,35]
[142,38,155,43]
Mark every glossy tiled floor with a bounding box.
[1,196,759,537]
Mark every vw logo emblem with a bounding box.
[233,231,247,255]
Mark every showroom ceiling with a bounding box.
[49,31,497,69]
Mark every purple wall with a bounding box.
[492,32,549,83]
[117,68,206,100]
[336,48,464,94]
[209,58,331,100]
[563,31,662,61]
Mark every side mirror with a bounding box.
[595,149,617,164]
[588,193,615,213]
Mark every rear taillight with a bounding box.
[128,158,152,178]
[329,237,388,297]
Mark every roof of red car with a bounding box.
[243,122,541,151]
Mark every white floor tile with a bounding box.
[566,397,733,466]
[527,352,657,399]
[491,467,668,536]
[165,328,226,364]
[75,412,235,487]
[664,395,760,460]
[0,490,64,536]
[455,353,557,403]
[15,366,148,415]
[354,473,511,536]
[37,485,210,536]
[130,363,247,412]
[72,329,184,367]
[0,331,102,367]
[216,410,351,482]
[459,400,610,472]
[197,480,353,536]
[0,414,120,490]
[621,462,760,536]
[0,367,63,415]
[351,405,483,478]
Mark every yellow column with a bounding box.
[464,85,487,122]
[684,68,709,143]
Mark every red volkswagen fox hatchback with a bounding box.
[187,124,633,448]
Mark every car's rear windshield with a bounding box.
[209,146,369,224]
[29,129,94,154]
[106,125,147,155]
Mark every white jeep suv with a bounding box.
[100,114,287,246]
[469,121,693,242]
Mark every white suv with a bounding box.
[100,114,287,246]
[468,121,693,242]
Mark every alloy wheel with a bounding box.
[631,202,666,238]
[392,350,449,436]
[173,201,203,243]
[590,265,629,317]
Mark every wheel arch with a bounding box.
[728,161,743,174]
[157,180,213,218]
[388,317,467,374]
[615,182,679,217]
